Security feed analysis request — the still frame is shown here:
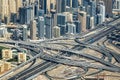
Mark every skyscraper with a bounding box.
[66,0,72,7]
[90,17,94,29]
[113,0,120,10]
[30,20,37,40]
[72,0,79,8]
[22,25,28,41]
[86,15,91,29]
[0,0,22,21]
[42,0,47,14]
[78,11,87,32]
[74,20,81,33]
[0,0,9,20]
[40,0,51,14]
[97,14,102,24]
[89,1,96,17]
[103,0,113,17]
[53,26,60,38]
[15,0,23,14]
[38,16,45,39]
[19,5,34,24]
[34,0,39,17]
[57,13,66,35]
[56,0,66,13]
[67,22,76,35]
[97,1,105,22]
[45,15,52,39]
[10,13,17,23]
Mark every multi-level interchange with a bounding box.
[0,17,120,80]
[0,0,120,80]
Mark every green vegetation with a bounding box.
[7,57,18,62]
[27,56,30,60]
[0,46,8,52]
[7,58,18,62]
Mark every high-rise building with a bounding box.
[56,0,66,13]
[4,16,10,24]
[67,22,76,35]
[19,7,26,24]
[8,0,17,14]
[26,5,34,24]
[89,1,96,17]
[57,13,66,26]
[97,1,105,22]
[15,0,23,14]
[86,15,91,29]
[38,10,44,16]
[40,0,51,14]
[74,20,81,33]
[97,14,102,24]
[103,0,113,17]
[30,20,37,40]
[90,17,94,29]
[63,12,73,22]
[34,0,39,17]
[0,0,22,21]
[72,0,79,8]
[57,13,66,35]
[22,25,28,41]
[0,0,10,20]
[0,27,8,38]
[113,0,120,10]
[41,0,47,14]
[66,0,72,7]
[78,11,87,32]
[45,15,52,39]
[19,5,34,24]
[38,16,45,39]
[83,0,97,26]
[51,10,56,27]
[10,13,17,23]
[53,26,60,38]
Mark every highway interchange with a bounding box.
[0,17,120,80]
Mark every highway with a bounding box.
[0,17,120,80]
[9,62,58,80]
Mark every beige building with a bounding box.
[0,0,9,20]
[9,0,17,14]
[78,11,87,32]
[18,53,26,63]
[2,49,12,59]
[15,0,22,13]
[0,63,4,73]
[53,26,60,38]
[0,0,22,21]
[0,61,11,73]
[63,12,73,22]
[4,62,11,71]
[30,20,37,40]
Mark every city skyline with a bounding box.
[0,0,120,80]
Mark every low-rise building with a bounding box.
[18,53,26,63]
[4,62,11,71]
[0,61,11,73]
[2,49,12,59]
[0,63,4,73]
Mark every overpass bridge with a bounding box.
[0,17,120,80]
